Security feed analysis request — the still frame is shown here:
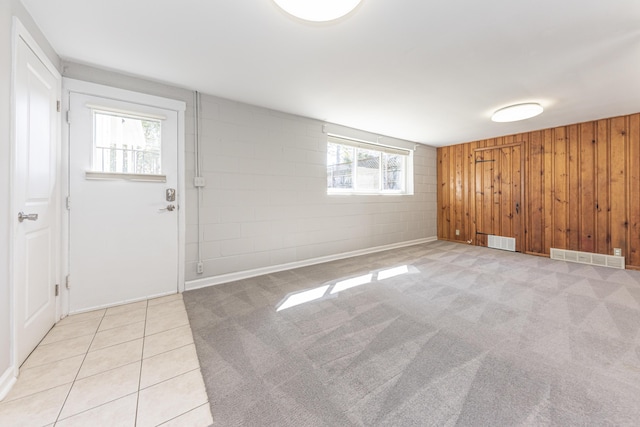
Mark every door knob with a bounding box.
[18,212,38,222]
[159,204,176,212]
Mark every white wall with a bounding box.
[61,62,193,108]
[1,0,60,395]
[60,62,438,286]
[186,95,438,282]
[2,3,437,398]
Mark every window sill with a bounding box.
[85,171,166,182]
[327,190,410,196]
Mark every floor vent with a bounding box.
[550,248,625,269]
[487,235,516,252]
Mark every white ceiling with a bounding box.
[22,0,640,146]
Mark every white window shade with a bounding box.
[327,135,411,157]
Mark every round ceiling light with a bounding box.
[273,0,362,22]
[491,103,544,122]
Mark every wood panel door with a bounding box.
[474,144,524,252]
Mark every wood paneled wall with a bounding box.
[437,112,640,268]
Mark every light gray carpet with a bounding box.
[184,241,640,426]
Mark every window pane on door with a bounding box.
[93,111,162,174]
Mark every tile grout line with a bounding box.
[37,320,100,346]
[53,309,108,425]
[82,317,190,365]
[157,402,211,426]
[2,295,188,425]
[52,392,140,425]
[16,336,95,373]
[1,318,105,404]
[86,323,147,353]
[24,317,150,371]
[61,359,144,386]
[134,299,150,427]
[139,296,209,424]
[142,342,196,363]
[143,320,190,338]
[138,367,201,392]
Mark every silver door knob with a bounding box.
[18,212,38,222]
[159,204,176,212]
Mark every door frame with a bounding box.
[61,78,187,315]
[9,18,62,380]
[472,142,526,252]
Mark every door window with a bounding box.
[92,109,162,175]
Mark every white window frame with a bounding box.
[327,135,413,195]
[89,106,165,178]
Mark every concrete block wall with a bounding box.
[60,61,438,286]
[185,94,437,282]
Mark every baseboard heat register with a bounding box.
[487,235,516,252]
[550,248,625,269]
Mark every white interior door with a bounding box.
[69,92,179,312]
[13,35,60,366]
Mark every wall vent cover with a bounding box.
[550,248,625,269]
[488,235,516,252]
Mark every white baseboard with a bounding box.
[68,290,178,316]
[185,237,438,291]
[0,365,17,401]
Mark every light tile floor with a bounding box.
[0,294,213,426]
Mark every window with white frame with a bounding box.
[327,135,411,194]
[92,109,162,175]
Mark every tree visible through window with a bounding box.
[93,110,162,175]
[327,136,409,194]
[327,143,354,189]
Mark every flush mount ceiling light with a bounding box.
[273,0,362,22]
[491,103,544,122]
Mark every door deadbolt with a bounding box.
[166,188,176,202]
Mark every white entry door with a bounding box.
[13,35,60,365]
[68,91,179,312]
